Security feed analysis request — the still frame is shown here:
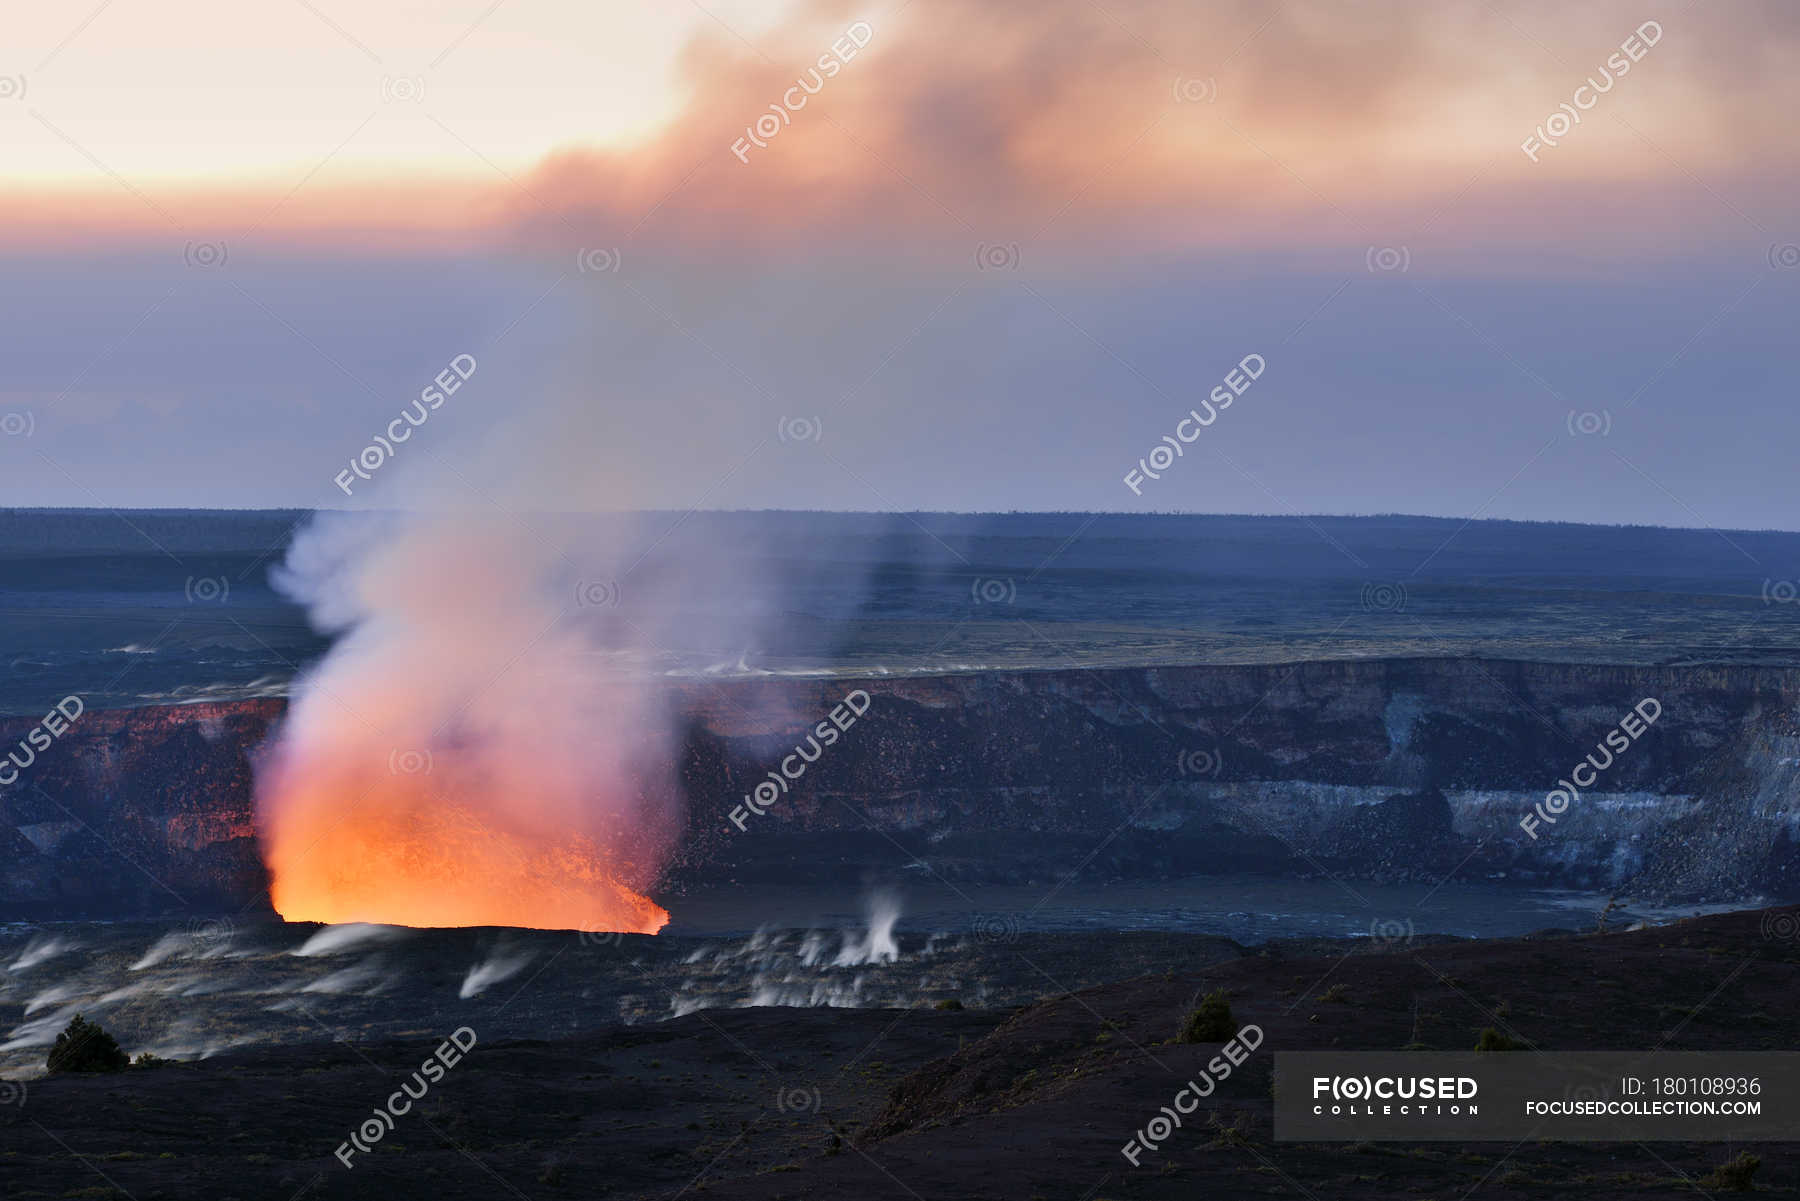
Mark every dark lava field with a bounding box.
[5,906,1800,1199]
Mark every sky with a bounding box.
[0,0,1796,528]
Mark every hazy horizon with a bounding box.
[3,1,1796,526]
[8,506,1800,539]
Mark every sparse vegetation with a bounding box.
[1205,1113,1250,1147]
[1178,990,1236,1043]
[47,1015,127,1074]
[1474,1027,1523,1052]
[1595,895,1620,934]
[1701,1151,1760,1192]
[933,998,963,1011]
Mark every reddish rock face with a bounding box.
[2,659,1797,919]
[0,698,283,919]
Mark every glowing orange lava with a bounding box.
[262,779,669,933]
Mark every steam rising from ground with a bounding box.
[289,923,408,959]
[459,942,536,999]
[0,909,961,1066]
[832,890,900,966]
[0,899,1277,1078]
[669,892,944,1016]
[8,936,77,973]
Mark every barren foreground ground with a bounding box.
[5,906,1798,1199]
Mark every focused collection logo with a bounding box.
[1311,1074,1479,1117]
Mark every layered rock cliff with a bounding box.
[3,658,1797,918]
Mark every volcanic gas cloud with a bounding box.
[255,516,678,933]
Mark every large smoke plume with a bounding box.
[255,509,681,929]
[250,300,851,930]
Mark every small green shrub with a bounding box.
[47,1015,128,1074]
[1178,990,1236,1043]
[933,999,964,1011]
[1701,1151,1760,1192]
[1474,1027,1522,1052]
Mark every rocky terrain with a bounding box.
[0,916,1263,1083]
[4,904,1796,1200]
[3,657,1799,919]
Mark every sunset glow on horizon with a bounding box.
[4,0,797,182]
[4,1,1797,523]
